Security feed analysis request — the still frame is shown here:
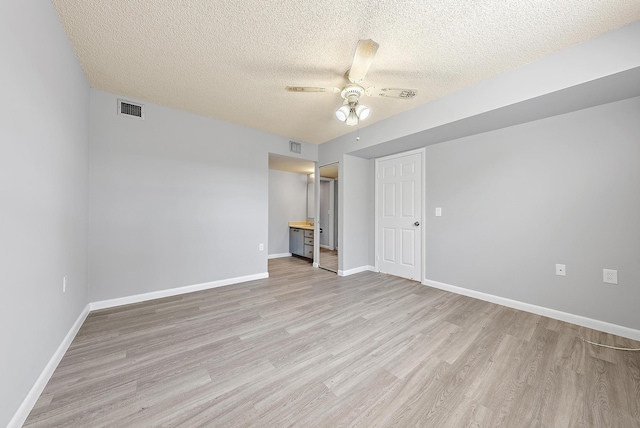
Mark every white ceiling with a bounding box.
[51,1,640,144]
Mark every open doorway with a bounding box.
[267,153,315,269]
[318,163,339,272]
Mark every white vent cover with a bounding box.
[289,141,301,154]
[117,99,144,119]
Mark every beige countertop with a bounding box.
[288,221,314,230]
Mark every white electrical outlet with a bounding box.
[63,276,67,293]
[435,207,442,217]
[259,243,264,251]
[603,269,618,284]
[555,264,566,276]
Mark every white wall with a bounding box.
[268,170,307,256]
[89,90,317,302]
[0,1,90,426]
[423,97,640,330]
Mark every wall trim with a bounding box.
[423,278,640,341]
[9,304,90,428]
[268,253,291,259]
[338,265,377,277]
[90,272,269,311]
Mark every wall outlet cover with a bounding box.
[603,269,618,284]
[555,264,566,276]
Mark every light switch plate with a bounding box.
[556,264,566,276]
[435,207,442,217]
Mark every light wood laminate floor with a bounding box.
[25,257,640,427]
[319,248,338,273]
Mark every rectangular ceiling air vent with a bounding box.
[117,99,144,119]
[289,141,301,154]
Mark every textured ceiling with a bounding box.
[51,1,640,144]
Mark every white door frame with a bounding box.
[374,148,426,281]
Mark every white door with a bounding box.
[376,151,422,281]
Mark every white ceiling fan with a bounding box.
[285,39,417,126]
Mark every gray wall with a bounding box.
[424,96,640,330]
[0,1,90,426]
[318,23,640,332]
[367,159,376,267]
[268,169,307,255]
[341,155,374,272]
[89,89,317,302]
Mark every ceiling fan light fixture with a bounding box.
[335,105,350,122]
[355,104,370,120]
[346,108,358,126]
[286,40,417,129]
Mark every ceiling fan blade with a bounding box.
[285,86,340,93]
[348,39,379,84]
[365,87,418,99]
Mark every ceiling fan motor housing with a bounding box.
[341,84,365,105]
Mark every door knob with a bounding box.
[414,221,420,226]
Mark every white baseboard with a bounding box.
[423,278,640,341]
[8,304,90,428]
[268,253,291,259]
[90,272,269,311]
[338,265,377,277]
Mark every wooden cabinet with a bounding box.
[290,228,314,259]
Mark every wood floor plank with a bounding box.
[23,256,640,427]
